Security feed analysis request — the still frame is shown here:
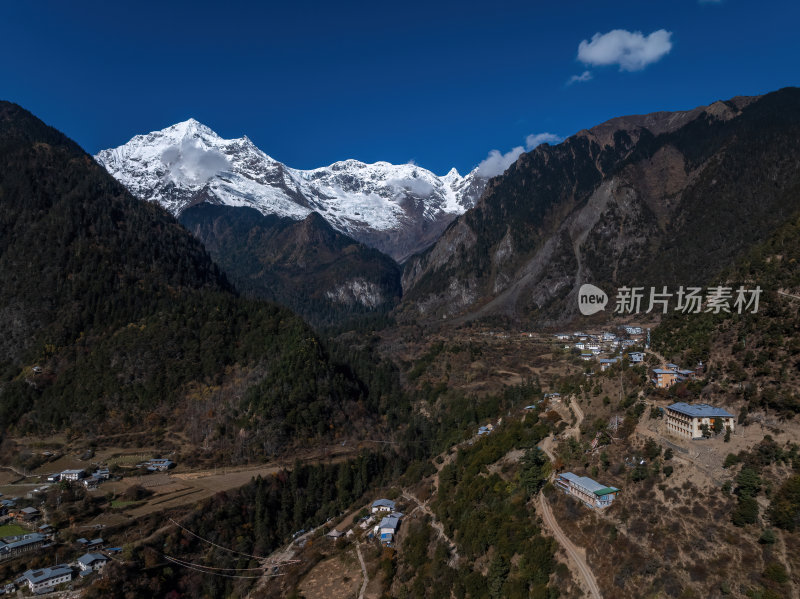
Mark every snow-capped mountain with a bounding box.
[95,119,486,261]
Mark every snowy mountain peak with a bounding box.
[96,121,487,261]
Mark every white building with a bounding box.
[77,553,108,572]
[374,515,401,545]
[371,499,396,514]
[19,565,72,593]
[665,403,735,439]
[555,473,620,509]
[60,469,85,481]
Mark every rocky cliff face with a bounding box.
[178,205,402,326]
[401,90,800,326]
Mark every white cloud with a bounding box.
[577,29,672,72]
[567,70,593,85]
[476,133,563,178]
[525,133,562,149]
[161,138,230,186]
[389,177,435,197]
[476,147,525,178]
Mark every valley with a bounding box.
[1,89,800,599]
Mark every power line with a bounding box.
[168,518,301,565]
[163,555,282,580]
[162,554,265,572]
[169,518,268,561]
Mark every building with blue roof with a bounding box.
[77,552,108,571]
[665,403,735,439]
[371,498,396,514]
[19,564,72,593]
[375,515,402,545]
[0,533,47,560]
[555,473,620,509]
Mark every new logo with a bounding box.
[578,284,608,315]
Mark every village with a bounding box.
[0,458,178,595]
[0,323,774,598]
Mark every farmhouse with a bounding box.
[77,552,108,571]
[599,358,618,372]
[371,499,396,514]
[375,515,401,545]
[555,473,620,509]
[60,469,85,481]
[18,506,40,521]
[18,564,72,593]
[628,352,644,364]
[665,403,735,439]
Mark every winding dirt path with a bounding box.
[644,348,668,368]
[402,490,459,566]
[356,544,368,599]
[539,493,602,599]
[538,395,603,598]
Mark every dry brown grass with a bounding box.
[296,551,362,599]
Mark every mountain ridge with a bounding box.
[95,120,488,262]
[400,88,800,327]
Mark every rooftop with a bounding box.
[21,564,71,584]
[77,553,107,566]
[559,472,620,496]
[667,402,734,419]
[378,516,401,530]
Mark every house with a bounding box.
[60,469,85,481]
[555,473,620,509]
[325,530,345,541]
[580,352,594,361]
[0,533,47,561]
[665,403,735,439]
[18,506,40,521]
[599,358,618,372]
[18,564,72,593]
[652,368,679,388]
[77,537,104,549]
[83,477,100,489]
[628,352,645,364]
[46,473,60,483]
[93,469,110,480]
[371,499,396,514]
[77,553,108,571]
[375,515,401,545]
[624,326,643,335]
[147,459,175,471]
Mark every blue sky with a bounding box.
[2,1,798,175]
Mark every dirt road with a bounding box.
[402,490,459,566]
[356,544,368,599]
[538,395,603,598]
[644,348,668,368]
[539,493,602,599]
